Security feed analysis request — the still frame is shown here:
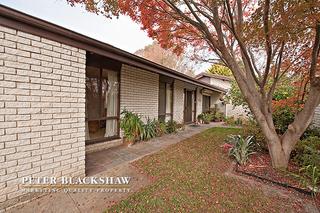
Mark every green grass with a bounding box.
[107,127,301,212]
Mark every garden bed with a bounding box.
[234,153,320,208]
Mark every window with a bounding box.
[159,82,173,122]
[85,66,119,143]
[202,95,211,113]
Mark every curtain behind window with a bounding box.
[105,70,118,137]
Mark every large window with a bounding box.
[85,66,119,143]
[202,95,211,113]
[159,81,173,122]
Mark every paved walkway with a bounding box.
[86,122,223,176]
[8,123,224,213]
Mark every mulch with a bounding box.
[235,153,320,209]
[237,153,302,188]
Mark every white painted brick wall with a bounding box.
[173,80,185,123]
[313,106,320,127]
[0,25,86,207]
[196,88,203,117]
[120,64,159,122]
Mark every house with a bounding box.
[195,72,247,118]
[0,5,226,207]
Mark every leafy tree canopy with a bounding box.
[66,0,320,168]
[207,64,233,77]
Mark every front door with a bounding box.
[184,90,193,123]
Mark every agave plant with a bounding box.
[227,135,255,165]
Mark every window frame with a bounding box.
[85,65,121,145]
[158,81,174,122]
[202,95,211,113]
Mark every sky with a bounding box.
[0,0,153,53]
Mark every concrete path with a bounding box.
[7,123,225,213]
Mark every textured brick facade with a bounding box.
[173,80,185,123]
[0,25,86,207]
[120,64,159,122]
[196,88,203,117]
[313,106,320,127]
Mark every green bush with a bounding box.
[302,126,320,139]
[198,112,213,124]
[272,106,295,134]
[227,135,255,165]
[141,118,157,141]
[225,116,243,126]
[166,120,178,133]
[293,136,320,170]
[225,116,235,126]
[242,120,268,152]
[214,112,225,122]
[120,110,143,143]
[154,120,167,137]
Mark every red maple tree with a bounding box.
[67,0,320,169]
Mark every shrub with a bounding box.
[225,116,243,126]
[225,116,236,126]
[198,112,213,124]
[197,113,204,123]
[302,126,320,139]
[272,106,295,134]
[166,120,178,133]
[141,118,157,140]
[242,120,268,152]
[293,136,320,170]
[154,120,167,137]
[227,135,255,165]
[214,112,225,122]
[235,118,243,126]
[120,110,143,143]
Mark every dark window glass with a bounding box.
[158,81,173,121]
[202,95,211,113]
[85,66,119,142]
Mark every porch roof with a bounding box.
[0,5,226,93]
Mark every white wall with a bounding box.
[0,25,86,207]
[120,64,159,122]
[210,78,231,90]
[173,80,185,123]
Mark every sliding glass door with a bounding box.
[85,66,119,144]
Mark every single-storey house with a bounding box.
[0,5,226,207]
[196,72,248,118]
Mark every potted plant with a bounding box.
[120,110,143,146]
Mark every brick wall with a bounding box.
[173,80,185,123]
[0,25,86,208]
[120,64,159,122]
[313,106,320,127]
[196,88,203,117]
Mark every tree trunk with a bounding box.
[268,141,290,169]
[260,124,291,169]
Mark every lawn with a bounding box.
[107,127,303,212]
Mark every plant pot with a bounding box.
[123,138,134,147]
